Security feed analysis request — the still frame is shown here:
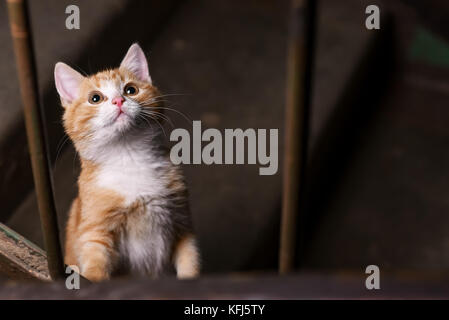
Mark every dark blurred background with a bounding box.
[0,0,448,276]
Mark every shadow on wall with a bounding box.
[298,17,396,268]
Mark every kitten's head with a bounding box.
[55,43,162,154]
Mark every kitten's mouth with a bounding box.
[106,110,131,128]
[114,111,128,122]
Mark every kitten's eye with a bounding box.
[124,83,139,96]
[88,91,104,104]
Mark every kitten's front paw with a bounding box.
[177,268,199,280]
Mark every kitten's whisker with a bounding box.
[151,117,167,139]
[71,63,90,78]
[137,114,154,132]
[151,93,191,100]
[140,110,175,128]
[72,150,79,175]
[54,134,72,172]
[154,106,192,124]
[153,113,175,129]
[137,100,192,124]
[135,98,168,105]
[139,113,167,138]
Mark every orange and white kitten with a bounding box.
[54,43,200,282]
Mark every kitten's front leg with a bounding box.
[78,234,115,282]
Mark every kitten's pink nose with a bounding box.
[112,96,125,108]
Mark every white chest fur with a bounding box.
[92,139,174,275]
[97,161,164,205]
[94,141,168,205]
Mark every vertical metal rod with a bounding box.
[279,0,316,274]
[6,0,64,279]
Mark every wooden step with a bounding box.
[0,222,49,281]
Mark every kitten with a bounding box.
[54,43,200,281]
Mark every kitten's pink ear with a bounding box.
[54,62,84,106]
[120,43,152,84]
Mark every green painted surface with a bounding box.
[409,27,449,68]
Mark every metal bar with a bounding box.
[6,0,64,279]
[279,0,316,274]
